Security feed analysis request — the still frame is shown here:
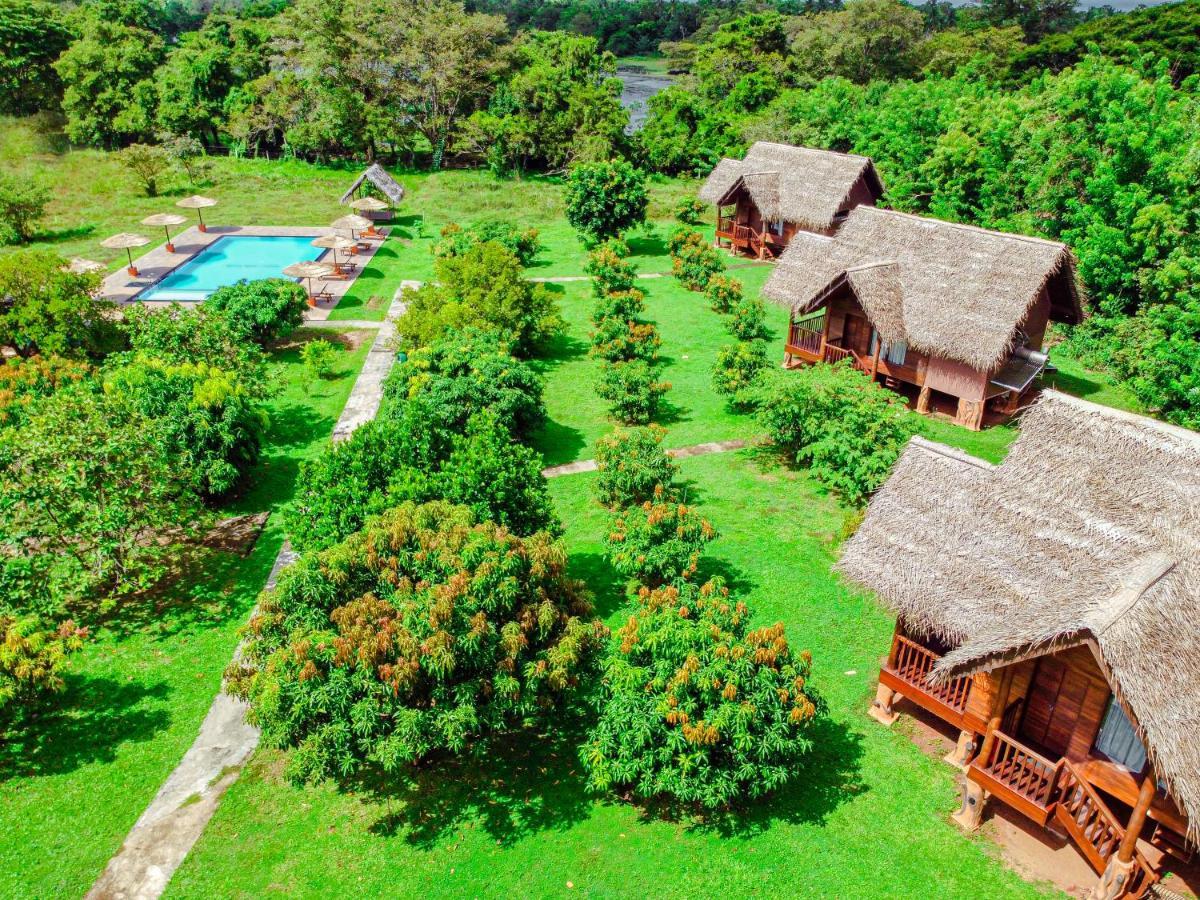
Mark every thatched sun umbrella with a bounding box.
[142,212,187,253]
[176,195,218,232]
[283,260,334,305]
[65,257,105,274]
[331,214,372,242]
[101,232,151,276]
[348,197,388,236]
[311,233,358,273]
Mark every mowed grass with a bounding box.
[167,452,1048,899]
[0,331,373,898]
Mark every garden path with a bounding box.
[541,437,753,478]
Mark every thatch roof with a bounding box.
[340,163,404,206]
[839,391,1200,837]
[763,207,1085,372]
[697,142,883,231]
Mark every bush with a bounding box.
[0,251,116,360]
[433,220,542,267]
[591,288,646,327]
[590,317,662,364]
[119,143,171,197]
[756,363,915,505]
[596,359,670,425]
[565,160,649,245]
[712,341,770,407]
[229,501,605,782]
[674,198,708,225]
[398,241,563,355]
[594,426,678,508]
[0,173,49,244]
[300,339,339,380]
[581,579,818,810]
[727,295,770,341]
[670,229,725,291]
[0,355,93,428]
[0,616,87,717]
[586,241,638,297]
[605,490,715,586]
[206,278,309,347]
[666,225,698,257]
[105,356,267,498]
[705,274,742,314]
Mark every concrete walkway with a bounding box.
[86,287,412,900]
[541,438,752,478]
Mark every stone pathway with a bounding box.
[530,272,666,283]
[86,286,412,900]
[541,438,752,478]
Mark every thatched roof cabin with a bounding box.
[699,142,884,235]
[765,207,1084,373]
[340,163,405,206]
[841,391,1200,840]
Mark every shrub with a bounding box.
[119,143,171,196]
[674,198,707,225]
[0,355,93,428]
[591,288,646,327]
[705,274,743,314]
[229,501,606,782]
[300,339,339,380]
[206,278,309,347]
[105,356,267,498]
[586,241,638,297]
[590,317,662,364]
[581,578,818,810]
[120,304,262,375]
[666,225,698,257]
[0,615,87,717]
[671,230,724,291]
[712,341,770,407]
[565,160,649,245]
[594,426,678,508]
[596,359,670,425]
[756,363,915,505]
[398,241,563,355]
[728,295,769,341]
[433,220,542,267]
[0,250,116,360]
[605,489,715,586]
[0,173,49,244]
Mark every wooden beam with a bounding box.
[976,665,1015,764]
[1117,775,1158,864]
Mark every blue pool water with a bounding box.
[137,235,326,302]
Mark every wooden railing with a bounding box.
[733,224,755,244]
[975,730,1060,818]
[717,215,734,235]
[787,324,823,358]
[888,635,973,715]
[824,345,855,365]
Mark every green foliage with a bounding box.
[669,228,724,291]
[0,251,118,360]
[590,316,661,365]
[605,490,715,586]
[596,359,670,425]
[786,0,925,83]
[727,295,769,341]
[104,356,267,498]
[582,579,817,810]
[0,173,49,244]
[674,198,708,225]
[564,160,649,245]
[0,355,93,428]
[300,339,339,380]
[712,341,770,407]
[397,241,563,355]
[433,220,542,267]
[119,143,171,196]
[593,425,678,509]
[585,241,637,297]
[0,0,71,115]
[591,288,646,326]
[704,274,742,315]
[120,304,260,373]
[0,615,87,717]
[229,501,605,781]
[206,278,309,346]
[756,363,914,505]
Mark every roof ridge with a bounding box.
[751,141,872,164]
[846,259,898,273]
[1040,391,1200,448]
[907,435,995,471]
[852,206,1069,251]
[1096,552,1176,636]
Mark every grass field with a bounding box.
[0,330,373,898]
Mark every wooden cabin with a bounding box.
[761,207,1084,429]
[839,393,1200,899]
[697,142,883,260]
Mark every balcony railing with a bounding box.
[969,729,1060,824]
[878,633,974,729]
[787,324,823,359]
[1055,761,1124,872]
[717,215,734,235]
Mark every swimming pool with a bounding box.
[137,235,326,302]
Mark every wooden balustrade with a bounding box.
[716,215,734,235]
[824,345,854,365]
[787,324,824,359]
[878,633,973,729]
[971,730,1059,824]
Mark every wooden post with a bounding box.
[869,623,901,726]
[1091,775,1158,900]
[916,385,932,415]
[952,666,1013,832]
[869,335,882,380]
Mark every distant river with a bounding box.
[616,66,674,131]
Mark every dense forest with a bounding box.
[1,0,1199,424]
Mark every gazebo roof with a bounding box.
[340,164,404,206]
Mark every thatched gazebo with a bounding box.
[842,391,1200,897]
[339,164,403,220]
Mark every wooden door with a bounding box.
[1019,652,1110,760]
[843,314,872,356]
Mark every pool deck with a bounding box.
[98,224,390,321]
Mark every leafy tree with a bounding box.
[0,616,87,718]
[592,288,647,327]
[596,359,670,425]
[0,251,117,359]
[120,304,261,374]
[974,0,1077,41]
[913,25,1024,76]
[54,18,164,148]
[585,241,638,297]
[0,355,93,428]
[0,0,72,115]
[229,501,605,782]
[0,173,50,244]
[756,363,914,505]
[564,160,649,245]
[704,274,742,314]
[787,0,925,83]
[104,356,267,498]
[594,425,678,509]
[582,578,818,810]
[397,242,563,355]
[674,198,707,225]
[605,489,715,586]
[692,12,791,103]
[205,278,309,346]
[638,84,741,176]
[727,295,769,341]
[433,221,542,267]
[590,316,662,364]
[301,338,339,381]
[119,143,171,196]
[712,340,770,407]
[670,228,725,291]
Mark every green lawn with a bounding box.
[0,330,373,898]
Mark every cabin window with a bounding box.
[885,340,908,366]
[769,220,784,236]
[1092,696,1147,772]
